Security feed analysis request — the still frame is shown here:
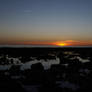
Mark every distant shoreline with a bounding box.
[0,45,92,48]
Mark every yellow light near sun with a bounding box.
[56,43,67,46]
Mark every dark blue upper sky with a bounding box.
[0,0,92,45]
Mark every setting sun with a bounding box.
[57,43,66,46]
[54,42,67,46]
[58,43,66,46]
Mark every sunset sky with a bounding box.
[0,0,92,46]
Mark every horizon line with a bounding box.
[0,44,92,48]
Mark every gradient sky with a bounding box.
[0,0,92,46]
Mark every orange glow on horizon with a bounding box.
[15,41,69,46]
[1,40,92,46]
[54,42,68,46]
[57,43,67,46]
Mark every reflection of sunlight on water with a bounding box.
[0,58,60,70]
[63,51,90,63]
[77,57,90,63]
[21,58,60,70]
[63,51,80,56]
[63,51,73,55]
[0,52,90,71]
[69,56,90,63]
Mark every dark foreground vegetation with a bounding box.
[0,47,92,92]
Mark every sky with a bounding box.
[0,0,92,46]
